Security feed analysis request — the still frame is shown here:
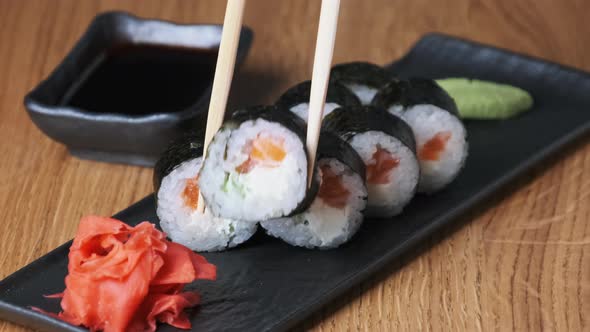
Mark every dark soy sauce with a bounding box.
[62,44,218,115]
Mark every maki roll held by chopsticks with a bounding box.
[198,106,319,222]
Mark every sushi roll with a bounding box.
[330,62,392,105]
[261,132,368,249]
[154,133,258,252]
[323,106,419,218]
[275,80,361,122]
[371,78,468,193]
[199,105,319,222]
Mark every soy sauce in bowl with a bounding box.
[61,44,217,115]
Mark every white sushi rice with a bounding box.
[349,131,420,218]
[388,104,468,193]
[343,83,379,105]
[261,158,367,249]
[199,118,308,222]
[157,157,258,252]
[289,102,341,123]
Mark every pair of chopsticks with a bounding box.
[197,0,341,213]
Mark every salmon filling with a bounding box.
[182,176,200,209]
[236,134,286,173]
[419,131,452,161]
[366,146,400,185]
[318,164,350,209]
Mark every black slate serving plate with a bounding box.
[2,33,590,332]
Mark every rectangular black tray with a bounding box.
[1,33,590,332]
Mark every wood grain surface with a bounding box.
[0,0,588,331]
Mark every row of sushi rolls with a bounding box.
[154,62,469,251]
[36,63,532,331]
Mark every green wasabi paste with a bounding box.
[436,78,533,119]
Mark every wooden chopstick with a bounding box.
[197,0,246,213]
[306,0,341,187]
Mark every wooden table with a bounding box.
[0,1,588,331]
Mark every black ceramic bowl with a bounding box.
[24,11,253,167]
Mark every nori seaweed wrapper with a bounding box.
[371,78,460,116]
[330,62,392,89]
[323,105,416,153]
[317,131,366,180]
[215,105,320,216]
[275,80,361,110]
[153,130,205,193]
